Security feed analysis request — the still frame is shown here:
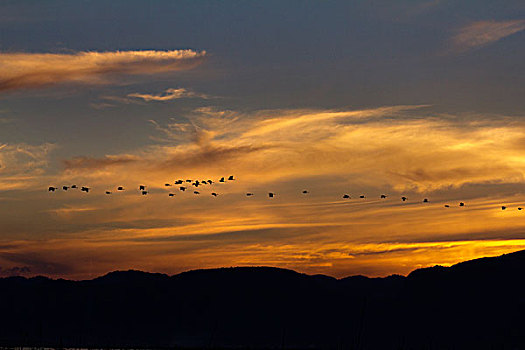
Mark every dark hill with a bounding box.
[0,251,524,349]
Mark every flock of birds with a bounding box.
[48,175,523,211]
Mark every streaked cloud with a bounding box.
[0,142,56,190]
[0,50,206,92]
[128,87,210,102]
[451,20,525,52]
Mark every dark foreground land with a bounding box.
[0,251,524,349]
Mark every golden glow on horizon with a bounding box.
[1,106,525,278]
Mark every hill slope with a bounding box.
[0,251,524,349]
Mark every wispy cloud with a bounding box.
[0,142,56,189]
[0,50,206,92]
[128,87,210,102]
[451,20,525,52]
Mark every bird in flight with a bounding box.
[518,207,523,211]
[48,186,57,192]
[62,186,69,191]
[117,186,124,191]
[444,204,450,207]
[302,190,309,194]
[139,185,146,190]
[359,195,365,199]
[141,190,148,195]
[501,206,507,210]
[268,192,275,198]
[175,180,183,184]
[380,194,387,199]
[71,185,78,189]
[168,193,175,197]
[401,197,407,202]
[105,191,111,195]
[211,192,218,197]
[179,186,186,191]
[219,177,225,182]
[423,198,429,203]
[81,187,90,193]
[459,202,465,207]
[194,191,200,195]
[164,183,171,187]
[343,194,350,199]
[228,175,235,181]
[246,193,254,196]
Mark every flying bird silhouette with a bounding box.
[246,193,254,196]
[185,179,192,183]
[164,183,171,187]
[168,193,175,197]
[444,204,450,207]
[207,180,213,184]
[459,202,465,207]
[139,185,146,190]
[518,207,523,211]
[343,194,350,199]
[211,192,218,197]
[71,185,78,189]
[401,197,407,202]
[501,206,507,210]
[141,190,148,195]
[302,190,309,194]
[62,186,69,191]
[380,194,387,199]
[219,177,225,182]
[359,195,365,199]
[228,175,235,180]
[194,191,200,195]
[268,192,275,198]
[81,187,90,193]
[105,191,111,195]
[48,186,57,192]
[423,198,429,203]
[117,186,124,191]
[175,180,183,184]
[179,187,186,191]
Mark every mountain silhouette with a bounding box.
[0,251,524,349]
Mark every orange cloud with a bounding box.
[451,20,525,52]
[0,50,206,92]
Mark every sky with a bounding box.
[0,0,524,279]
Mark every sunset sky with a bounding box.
[1,0,524,279]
